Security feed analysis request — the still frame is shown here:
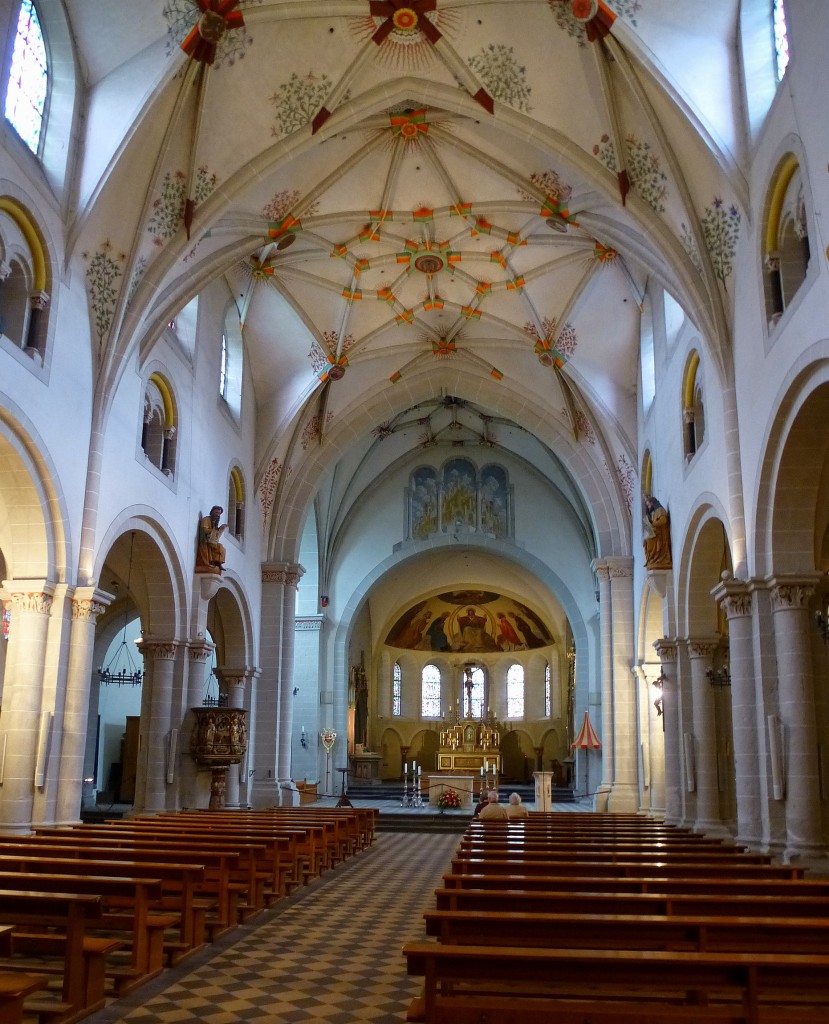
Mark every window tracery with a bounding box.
[5,1,47,155]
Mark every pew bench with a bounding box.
[403,941,829,1024]
[423,907,829,954]
[449,857,804,881]
[0,889,114,1023]
[0,971,49,1024]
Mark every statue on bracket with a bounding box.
[643,494,672,570]
[195,505,227,574]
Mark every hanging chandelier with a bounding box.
[98,532,144,686]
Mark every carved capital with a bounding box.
[295,616,323,631]
[188,640,214,662]
[0,260,11,281]
[686,636,721,660]
[72,598,108,623]
[138,639,178,661]
[261,562,305,589]
[770,582,816,613]
[30,291,49,311]
[653,637,678,663]
[9,591,53,616]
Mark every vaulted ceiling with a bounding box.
[67,0,744,559]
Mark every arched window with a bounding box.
[763,156,810,328]
[421,664,441,718]
[227,466,245,542]
[641,449,653,499]
[640,299,655,413]
[507,664,524,719]
[392,662,401,717]
[220,305,244,416]
[0,198,50,359]
[4,1,47,155]
[773,0,789,81]
[681,351,705,461]
[141,373,177,477]
[544,662,551,717]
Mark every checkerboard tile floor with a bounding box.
[84,832,459,1024]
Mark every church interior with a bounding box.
[2,0,829,1020]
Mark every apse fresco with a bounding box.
[385,591,553,652]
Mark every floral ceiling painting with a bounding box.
[385,591,553,653]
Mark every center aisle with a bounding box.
[84,832,459,1024]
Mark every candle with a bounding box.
[404,762,408,773]
[480,766,484,777]
[418,765,422,775]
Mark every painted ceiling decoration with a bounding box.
[72,0,745,559]
[385,592,554,653]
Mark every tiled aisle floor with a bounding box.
[85,831,459,1024]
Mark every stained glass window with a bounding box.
[773,0,789,81]
[2,602,10,640]
[392,662,401,717]
[5,2,47,154]
[219,332,229,398]
[421,664,441,718]
[545,662,551,717]
[507,663,524,718]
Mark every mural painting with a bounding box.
[410,467,438,539]
[385,591,553,652]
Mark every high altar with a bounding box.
[437,701,501,774]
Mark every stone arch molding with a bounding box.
[675,494,733,638]
[0,396,70,583]
[93,508,189,640]
[753,353,829,578]
[327,533,594,762]
[266,367,627,567]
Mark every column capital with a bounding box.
[767,574,821,613]
[71,586,113,623]
[261,562,306,589]
[684,635,722,660]
[710,573,752,619]
[592,556,633,580]
[653,637,678,662]
[187,640,215,662]
[2,580,55,615]
[137,637,178,661]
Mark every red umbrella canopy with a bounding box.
[572,711,601,750]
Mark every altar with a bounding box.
[437,670,502,786]
[427,774,475,809]
[349,751,382,783]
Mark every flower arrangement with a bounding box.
[437,788,461,811]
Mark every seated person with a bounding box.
[506,791,529,818]
[477,789,508,820]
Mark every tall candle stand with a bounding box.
[400,764,423,808]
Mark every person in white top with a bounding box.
[477,790,508,820]
[506,791,529,818]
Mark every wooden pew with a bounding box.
[403,941,829,1023]
[31,830,273,924]
[0,853,194,989]
[0,889,114,1023]
[455,840,775,864]
[440,871,829,898]
[423,907,829,954]
[449,856,804,881]
[0,972,49,1024]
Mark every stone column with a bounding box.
[685,636,727,835]
[635,662,665,817]
[254,563,304,808]
[216,667,250,809]
[593,563,614,801]
[54,588,112,825]
[0,584,54,832]
[594,558,637,812]
[653,639,680,824]
[769,577,827,863]
[179,639,214,808]
[711,576,762,849]
[134,638,177,813]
